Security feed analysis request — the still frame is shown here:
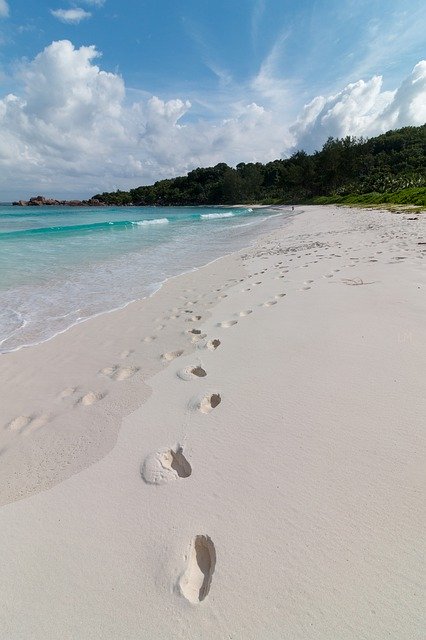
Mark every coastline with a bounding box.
[0,204,290,355]
[0,205,424,638]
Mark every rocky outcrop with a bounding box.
[12,195,107,207]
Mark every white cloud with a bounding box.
[51,8,91,24]
[0,0,9,18]
[0,40,423,199]
[79,0,105,5]
[290,61,426,152]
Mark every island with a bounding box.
[12,195,107,207]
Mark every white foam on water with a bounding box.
[133,218,169,226]
[200,212,234,219]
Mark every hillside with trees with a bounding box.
[93,124,426,207]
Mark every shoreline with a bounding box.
[0,204,291,355]
[1,204,424,638]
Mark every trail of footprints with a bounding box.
[140,275,290,604]
[7,221,422,602]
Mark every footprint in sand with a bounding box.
[77,391,106,406]
[120,349,134,359]
[7,415,32,432]
[161,350,184,362]
[199,339,221,351]
[237,309,253,317]
[187,328,202,336]
[190,333,207,344]
[187,315,202,322]
[192,392,222,414]
[275,293,286,298]
[142,335,157,343]
[141,446,192,485]
[100,365,139,381]
[177,366,207,381]
[261,300,277,307]
[59,386,78,399]
[178,535,216,603]
[217,320,237,328]
[6,413,50,434]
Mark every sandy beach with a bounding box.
[0,205,424,639]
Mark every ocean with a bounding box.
[0,204,293,353]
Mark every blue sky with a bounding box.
[0,0,425,198]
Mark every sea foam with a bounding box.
[200,212,234,219]
[133,218,169,226]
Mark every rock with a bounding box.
[12,195,107,207]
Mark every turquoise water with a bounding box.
[0,204,292,352]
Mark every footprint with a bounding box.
[178,366,207,381]
[59,386,78,399]
[190,333,207,343]
[7,415,32,432]
[262,300,277,307]
[78,391,106,406]
[217,320,237,328]
[300,285,311,291]
[237,309,253,317]
[188,328,202,335]
[100,365,139,381]
[195,393,221,414]
[141,446,192,485]
[120,350,134,359]
[143,336,157,343]
[161,350,184,362]
[202,339,221,351]
[179,535,216,603]
[275,293,286,298]
[23,413,50,435]
[187,315,202,322]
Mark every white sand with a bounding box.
[0,205,424,639]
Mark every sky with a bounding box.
[0,0,425,199]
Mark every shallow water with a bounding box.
[0,204,293,352]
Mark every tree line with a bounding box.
[93,124,426,206]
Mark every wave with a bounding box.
[200,212,235,219]
[0,218,170,239]
[133,218,169,226]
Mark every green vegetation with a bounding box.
[93,124,426,207]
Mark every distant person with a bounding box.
[292,206,294,211]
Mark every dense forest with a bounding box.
[93,124,426,207]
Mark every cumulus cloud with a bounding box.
[290,61,426,152]
[0,0,9,18]
[0,39,424,198]
[0,40,291,197]
[51,8,91,24]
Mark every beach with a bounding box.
[0,204,424,639]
